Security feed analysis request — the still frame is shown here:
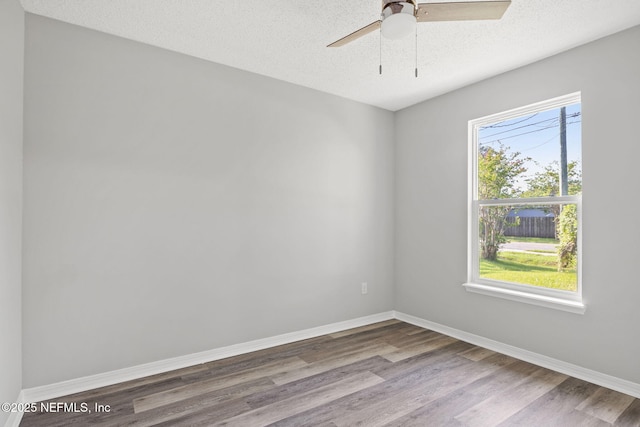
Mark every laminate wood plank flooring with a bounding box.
[20,320,640,426]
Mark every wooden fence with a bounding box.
[504,217,556,238]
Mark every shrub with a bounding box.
[557,204,577,270]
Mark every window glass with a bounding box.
[478,203,578,292]
[477,103,581,199]
[469,94,582,303]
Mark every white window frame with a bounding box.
[463,92,585,314]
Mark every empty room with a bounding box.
[2,0,640,426]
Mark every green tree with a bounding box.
[522,160,582,198]
[478,144,528,260]
[523,160,581,270]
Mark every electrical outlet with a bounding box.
[361,282,368,294]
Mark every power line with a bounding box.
[519,120,583,153]
[480,117,558,139]
[521,132,561,152]
[483,113,539,128]
[479,112,580,140]
[479,119,581,145]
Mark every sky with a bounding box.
[478,102,582,193]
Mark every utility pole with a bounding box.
[559,107,568,196]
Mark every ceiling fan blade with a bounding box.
[416,1,511,22]
[327,20,382,47]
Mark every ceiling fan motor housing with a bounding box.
[381,0,417,7]
[381,1,417,39]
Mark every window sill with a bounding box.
[463,282,586,314]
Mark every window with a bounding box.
[464,93,584,313]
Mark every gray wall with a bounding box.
[23,14,394,388]
[20,9,640,391]
[395,25,640,383]
[0,0,24,423]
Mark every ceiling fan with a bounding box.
[328,0,511,47]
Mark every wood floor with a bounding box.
[20,320,640,426]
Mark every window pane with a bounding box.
[477,103,582,199]
[478,203,578,292]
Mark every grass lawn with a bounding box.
[480,251,577,291]
[505,236,559,245]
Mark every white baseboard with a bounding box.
[16,308,640,414]
[3,390,25,427]
[21,311,395,404]
[393,310,640,399]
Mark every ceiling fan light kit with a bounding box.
[380,1,417,39]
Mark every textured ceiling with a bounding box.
[19,0,640,111]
